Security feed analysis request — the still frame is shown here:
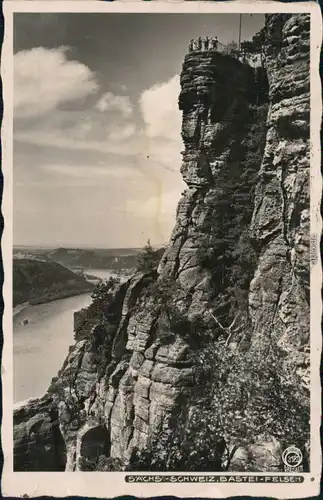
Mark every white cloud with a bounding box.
[108,123,136,142]
[96,92,133,117]
[14,46,98,118]
[14,74,183,172]
[140,75,181,141]
[14,71,185,217]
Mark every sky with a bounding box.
[14,13,265,249]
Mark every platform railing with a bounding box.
[188,38,252,64]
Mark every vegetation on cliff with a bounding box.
[72,240,164,343]
[128,331,309,472]
[136,240,165,273]
[73,276,123,342]
[197,102,268,325]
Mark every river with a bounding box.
[83,268,121,280]
[13,268,122,405]
[83,268,134,282]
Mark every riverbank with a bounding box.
[12,267,132,315]
[13,268,131,401]
[13,287,94,317]
[28,285,94,306]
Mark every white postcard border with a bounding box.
[1,1,322,498]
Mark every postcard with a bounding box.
[1,1,322,497]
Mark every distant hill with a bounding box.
[48,247,165,270]
[13,246,166,271]
[13,259,94,307]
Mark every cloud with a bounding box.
[14,46,98,118]
[14,120,179,168]
[108,123,136,142]
[14,71,185,208]
[140,75,181,141]
[14,71,182,168]
[14,70,186,247]
[96,92,133,117]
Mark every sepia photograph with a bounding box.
[1,1,322,498]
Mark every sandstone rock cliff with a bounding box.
[13,13,310,473]
[249,13,310,375]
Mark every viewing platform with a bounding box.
[187,37,257,66]
[188,37,227,53]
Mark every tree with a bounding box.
[208,310,245,346]
[91,276,119,303]
[197,338,310,469]
[196,103,268,327]
[129,406,225,472]
[147,275,209,343]
[91,456,124,471]
[136,239,159,273]
[224,41,240,58]
[90,276,120,317]
[241,29,266,66]
[73,276,121,341]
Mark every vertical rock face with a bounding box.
[249,13,310,386]
[13,13,310,473]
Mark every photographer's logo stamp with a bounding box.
[282,446,303,472]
